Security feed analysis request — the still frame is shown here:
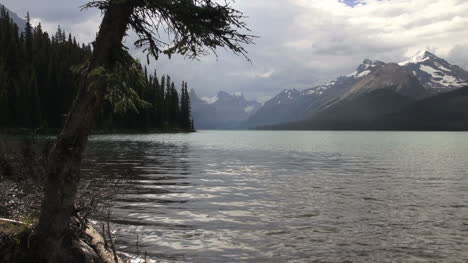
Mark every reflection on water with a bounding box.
[82,131,468,262]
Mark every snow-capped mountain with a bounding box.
[301,59,386,101]
[248,51,468,128]
[399,51,468,93]
[190,90,261,129]
[303,63,427,126]
[344,63,426,100]
[206,91,261,114]
[247,59,385,127]
[0,4,25,31]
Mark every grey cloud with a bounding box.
[447,45,468,69]
[2,0,468,102]
[2,0,96,22]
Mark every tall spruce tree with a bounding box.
[24,12,33,60]
[180,81,192,130]
[169,81,180,126]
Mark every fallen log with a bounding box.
[85,224,124,263]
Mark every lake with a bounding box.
[82,131,468,262]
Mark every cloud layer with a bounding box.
[4,0,468,101]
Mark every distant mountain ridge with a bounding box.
[190,90,261,129]
[248,51,468,129]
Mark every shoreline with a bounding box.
[0,128,196,136]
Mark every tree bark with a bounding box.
[36,1,134,262]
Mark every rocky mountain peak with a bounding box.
[346,62,427,99]
[349,59,386,79]
[398,50,436,66]
[191,90,262,129]
[216,91,245,102]
[398,50,468,92]
[188,89,204,103]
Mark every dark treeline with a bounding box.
[0,8,194,132]
[106,72,194,131]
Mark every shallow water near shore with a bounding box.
[82,130,468,262]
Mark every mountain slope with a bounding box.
[247,59,386,127]
[341,63,427,100]
[266,64,424,130]
[371,86,468,130]
[263,89,414,130]
[263,86,468,131]
[0,4,25,31]
[189,89,218,129]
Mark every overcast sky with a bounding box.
[3,0,468,102]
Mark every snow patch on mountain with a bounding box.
[201,96,219,104]
[435,63,450,72]
[283,89,298,99]
[399,50,431,66]
[418,64,466,88]
[304,83,333,96]
[356,70,371,78]
[272,89,301,104]
[244,106,256,113]
[399,50,468,92]
[420,65,438,75]
[348,59,385,79]
[286,89,301,101]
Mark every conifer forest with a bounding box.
[0,8,194,133]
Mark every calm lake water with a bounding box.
[82,131,468,262]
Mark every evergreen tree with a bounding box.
[180,82,193,131]
[159,75,167,125]
[0,62,10,126]
[24,12,33,60]
[169,81,180,126]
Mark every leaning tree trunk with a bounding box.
[37,1,134,261]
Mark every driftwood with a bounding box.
[85,224,124,263]
[71,239,101,263]
[0,218,25,225]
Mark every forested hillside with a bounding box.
[0,8,193,132]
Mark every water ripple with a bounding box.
[83,131,468,262]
